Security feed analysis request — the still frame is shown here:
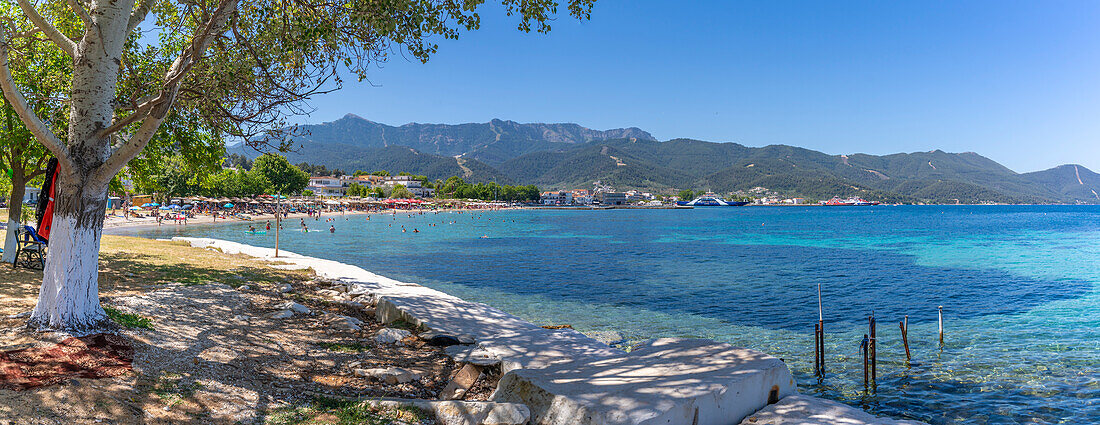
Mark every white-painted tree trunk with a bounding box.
[29,216,107,333]
[1,219,18,263]
[28,177,110,334]
[3,174,27,264]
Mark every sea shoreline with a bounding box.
[101,207,514,233]
[166,236,925,425]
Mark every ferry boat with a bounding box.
[822,196,880,206]
[676,193,750,207]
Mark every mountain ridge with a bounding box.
[229,117,1099,204]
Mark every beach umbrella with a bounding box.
[158,206,171,210]
[128,206,141,211]
[223,203,234,208]
[169,204,182,209]
[141,202,156,207]
[182,205,193,210]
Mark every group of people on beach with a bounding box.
[241,205,521,238]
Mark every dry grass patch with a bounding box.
[2,235,313,319]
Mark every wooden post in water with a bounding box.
[938,305,944,348]
[817,283,825,376]
[814,322,821,376]
[861,334,869,390]
[869,315,877,386]
[900,315,911,363]
[818,322,825,376]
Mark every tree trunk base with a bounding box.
[30,214,111,336]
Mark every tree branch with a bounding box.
[0,34,72,170]
[101,0,238,175]
[127,0,155,34]
[15,0,76,57]
[100,93,161,137]
[26,167,46,180]
[67,0,93,28]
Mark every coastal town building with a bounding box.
[340,175,382,187]
[307,176,347,197]
[596,192,628,205]
[570,189,593,205]
[382,175,433,197]
[306,175,436,198]
[540,191,574,205]
[624,190,655,202]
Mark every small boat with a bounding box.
[676,193,750,207]
[822,196,880,206]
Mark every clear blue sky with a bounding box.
[297,0,1100,173]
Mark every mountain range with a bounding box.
[228,115,1100,204]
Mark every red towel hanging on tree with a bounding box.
[35,158,59,243]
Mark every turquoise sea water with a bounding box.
[117,206,1100,424]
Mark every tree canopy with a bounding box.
[251,153,309,195]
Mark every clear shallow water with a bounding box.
[118,206,1100,424]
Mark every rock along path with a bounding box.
[174,237,922,425]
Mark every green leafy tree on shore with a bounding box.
[251,154,309,195]
[389,184,413,199]
[199,168,270,197]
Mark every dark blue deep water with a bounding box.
[118,205,1100,424]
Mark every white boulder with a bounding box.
[279,301,310,315]
[374,328,412,345]
[266,309,294,319]
[354,367,422,384]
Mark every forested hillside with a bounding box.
[230,116,1100,204]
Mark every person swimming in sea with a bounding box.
[265,221,271,230]
[413,228,419,233]
[330,225,335,233]
[248,225,256,233]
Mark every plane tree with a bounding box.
[0,0,595,333]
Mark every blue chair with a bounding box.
[13,225,47,270]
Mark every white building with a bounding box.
[382,175,433,197]
[540,191,573,205]
[23,187,41,205]
[307,176,346,197]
